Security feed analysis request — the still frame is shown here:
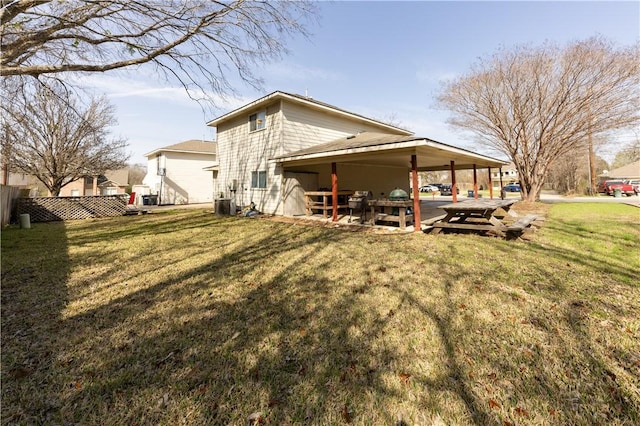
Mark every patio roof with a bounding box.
[272,132,508,171]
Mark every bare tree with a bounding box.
[1,1,316,103]
[127,163,147,187]
[437,37,640,201]
[1,79,128,196]
[611,137,640,169]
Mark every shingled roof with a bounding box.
[145,140,216,157]
[272,131,507,171]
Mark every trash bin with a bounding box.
[148,195,158,205]
[19,213,31,229]
[142,195,150,205]
[614,188,622,198]
[467,190,474,198]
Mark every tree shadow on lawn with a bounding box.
[57,230,501,424]
[3,212,638,425]
[1,213,503,425]
[1,221,71,424]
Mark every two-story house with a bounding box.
[208,91,507,217]
[142,139,216,205]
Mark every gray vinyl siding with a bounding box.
[216,102,284,214]
[215,98,409,215]
[280,102,404,156]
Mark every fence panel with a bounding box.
[1,185,22,226]
[16,195,128,222]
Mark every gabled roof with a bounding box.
[98,179,126,188]
[606,160,640,179]
[145,140,216,158]
[104,168,129,185]
[206,91,413,136]
[272,132,508,171]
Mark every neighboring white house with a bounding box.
[207,91,507,216]
[142,140,216,204]
[491,162,519,187]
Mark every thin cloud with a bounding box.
[69,74,249,111]
[265,62,345,82]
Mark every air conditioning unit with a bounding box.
[157,168,166,176]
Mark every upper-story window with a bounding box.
[249,110,266,132]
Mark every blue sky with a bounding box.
[84,1,640,164]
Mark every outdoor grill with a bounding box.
[388,187,410,201]
[348,191,372,224]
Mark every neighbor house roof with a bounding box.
[272,132,508,171]
[98,179,126,188]
[145,140,216,158]
[103,168,129,185]
[606,160,640,179]
[206,91,413,136]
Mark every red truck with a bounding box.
[597,180,636,196]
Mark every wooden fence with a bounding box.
[1,185,22,226]
[16,195,128,222]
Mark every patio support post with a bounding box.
[92,176,98,196]
[488,168,494,199]
[411,154,421,232]
[331,162,338,222]
[473,164,478,199]
[450,160,458,203]
[499,168,504,199]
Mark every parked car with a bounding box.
[623,179,640,194]
[600,180,635,196]
[419,184,439,192]
[503,183,521,192]
[440,184,459,196]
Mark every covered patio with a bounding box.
[272,132,509,232]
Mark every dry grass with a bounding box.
[1,204,639,425]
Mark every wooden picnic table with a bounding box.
[431,199,520,237]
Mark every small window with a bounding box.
[249,111,266,132]
[251,171,267,189]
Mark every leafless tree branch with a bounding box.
[1,78,129,195]
[1,0,317,104]
[437,37,640,201]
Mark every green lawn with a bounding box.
[2,203,639,425]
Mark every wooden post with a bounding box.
[499,168,504,199]
[92,176,98,196]
[488,168,494,200]
[331,162,338,222]
[411,154,421,232]
[473,164,478,199]
[450,160,457,203]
